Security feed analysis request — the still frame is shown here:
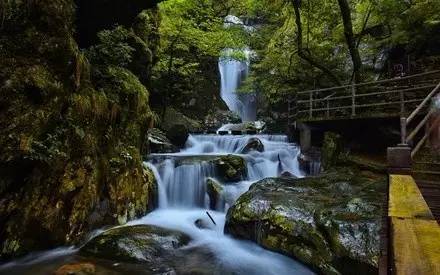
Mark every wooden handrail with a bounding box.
[406,109,434,143]
[406,82,440,124]
[297,84,438,104]
[297,70,440,95]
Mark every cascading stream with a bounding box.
[0,134,313,275]
[135,134,313,274]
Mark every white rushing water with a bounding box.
[0,134,313,275]
[138,134,313,275]
[219,49,257,122]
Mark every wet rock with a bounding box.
[214,155,247,182]
[54,262,96,275]
[80,224,228,274]
[225,169,386,275]
[204,110,241,132]
[280,171,297,178]
[206,178,224,210]
[240,138,264,154]
[80,225,190,263]
[148,128,178,153]
[217,121,266,134]
[195,218,215,230]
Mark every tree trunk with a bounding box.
[337,0,363,83]
[290,0,341,86]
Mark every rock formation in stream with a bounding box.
[225,168,386,275]
[0,0,161,259]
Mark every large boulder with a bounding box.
[214,155,247,182]
[80,225,190,263]
[80,224,228,274]
[240,138,264,154]
[225,169,386,275]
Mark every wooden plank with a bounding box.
[389,175,433,219]
[389,175,440,275]
[391,218,440,275]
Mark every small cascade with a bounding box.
[150,159,216,208]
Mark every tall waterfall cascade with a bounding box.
[219,15,257,122]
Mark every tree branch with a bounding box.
[290,0,342,86]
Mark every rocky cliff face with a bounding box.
[0,0,161,259]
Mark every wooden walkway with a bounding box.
[388,175,440,275]
[288,71,440,275]
[417,180,440,223]
[288,70,440,123]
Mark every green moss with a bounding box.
[215,154,247,182]
[225,169,385,274]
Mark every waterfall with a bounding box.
[140,134,312,274]
[147,134,303,211]
[219,49,256,122]
[1,134,312,275]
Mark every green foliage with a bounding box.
[87,26,135,67]
[232,0,440,104]
[152,0,249,108]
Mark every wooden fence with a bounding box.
[288,70,440,122]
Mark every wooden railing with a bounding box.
[288,71,440,122]
[400,81,440,158]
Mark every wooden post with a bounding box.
[400,117,407,145]
[351,84,356,116]
[309,92,313,119]
[400,90,405,115]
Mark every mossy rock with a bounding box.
[225,168,386,275]
[214,154,247,182]
[80,224,229,274]
[0,0,161,260]
[206,178,224,210]
[80,224,190,263]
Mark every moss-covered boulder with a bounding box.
[206,178,224,210]
[81,224,228,274]
[240,138,264,154]
[225,169,386,275]
[80,225,190,263]
[214,155,247,182]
